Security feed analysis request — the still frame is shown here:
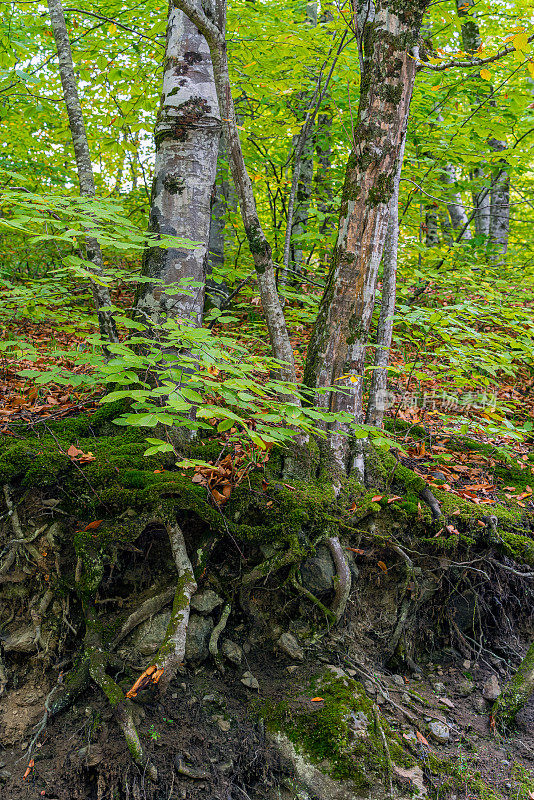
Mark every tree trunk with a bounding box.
[288,122,315,283]
[47,0,118,344]
[492,640,534,731]
[472,167,491,238]
[488,139,510,258]
[303,0,430,471]
[136,0,221,327]
[425,204,440,246]
[440,165,472,238]
[171,0,297,383]
[366,132,407,428]
[316,107,335,241]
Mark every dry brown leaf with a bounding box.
[377,561,388,574]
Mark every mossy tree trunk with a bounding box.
[492,639,534,731]
[303,0,431,473]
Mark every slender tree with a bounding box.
[47,0,118,344]
[170,0,297,383]
[304,0,431,473]
[136,0,221,327]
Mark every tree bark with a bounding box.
[366,132,407,428]
[488,139,510,258]
[492,640,534,731]
[440,164,472,238]
[303,0,430,471]
[171,0,297,383]
[47,0,118,344]
[136,0,221,327]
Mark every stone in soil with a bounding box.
[428,721,450,743]
[277,632,304,661]
[190,589,223,614]
[184,614,214,663]
[482,674,501,701]
[241,671,259,690]
[221,639,243,666]
[300,546,335,595]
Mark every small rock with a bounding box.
[190,590,223,615]
[482,674,501,701]
[185,615,214,663]
[349,711,369,737]
[462,659,471,669]
[286,665,299,674]
[212,715,230,732]
[221,639,243,666]
[456,678,475,697]
[202,694,216,703]
[428,721,450,744]
[0,768,12,783]
[433,682,447,695]
[472,696,486,713]
[393,765,427,798]
[363,680,376,695]
[346,669,357,678]
[392,674,405,687]
[438,697,454,709]
[277,632,304,661]
[325,664,348,680]
[402,692,411,704]
[241,671,259,690]
[433,472,447,482]
[300,546,335,595]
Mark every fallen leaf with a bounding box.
[415,730,430,748]
[311,697,324,702]
[84,520,103,531]
[347,547,365,555]
[67,445,83,457]
[372,495,383,502]
[377,560,388,574]
[387,495,402,503]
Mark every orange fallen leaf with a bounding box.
[67,445,83,457]
[372,495,383,502]
[387,495,402,503]
[377,561,388,574]
[311,697,324,702]
[23,759,35,780]
[347,547,365,555]
[416,731,430,747]
[84,520,103,531]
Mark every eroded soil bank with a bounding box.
[0,405,533,800]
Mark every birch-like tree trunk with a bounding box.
[171,0,297,384]
[440,165,472,237]
[136,0,221,327]
[425,204,440,246]
[303,0,430,472]
[366,133,407,428]
[456,0,508,250]
[47,0,118,344]
[488,139,510,257]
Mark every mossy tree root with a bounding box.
[154,522,197,694]
[209,602,231,672]
[84,602,157,781]
[492,639,534,732]
[290,568,337,625]
[326,536,351,623]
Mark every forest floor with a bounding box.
[1,308,534,799]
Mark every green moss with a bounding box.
[262,675,414,788]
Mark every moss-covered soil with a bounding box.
[1,406,534,798]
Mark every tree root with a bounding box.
[85,602,157,781]
[290,571,336,625]
[1,484,25,574]
[111,583,176,649]
[373,704,393,797]
[209,602,231,672]
[326,536,351,623]
[419,486,441,521]
[153,521,197,694]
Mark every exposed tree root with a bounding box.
[84,602,157,781]
[1,484,25,574]
[290,569,336,625]
[209,602,231,671]
[154,521,197,694]
[111,583,176,649]
[326,536,351,623]
[419,486,441,521]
